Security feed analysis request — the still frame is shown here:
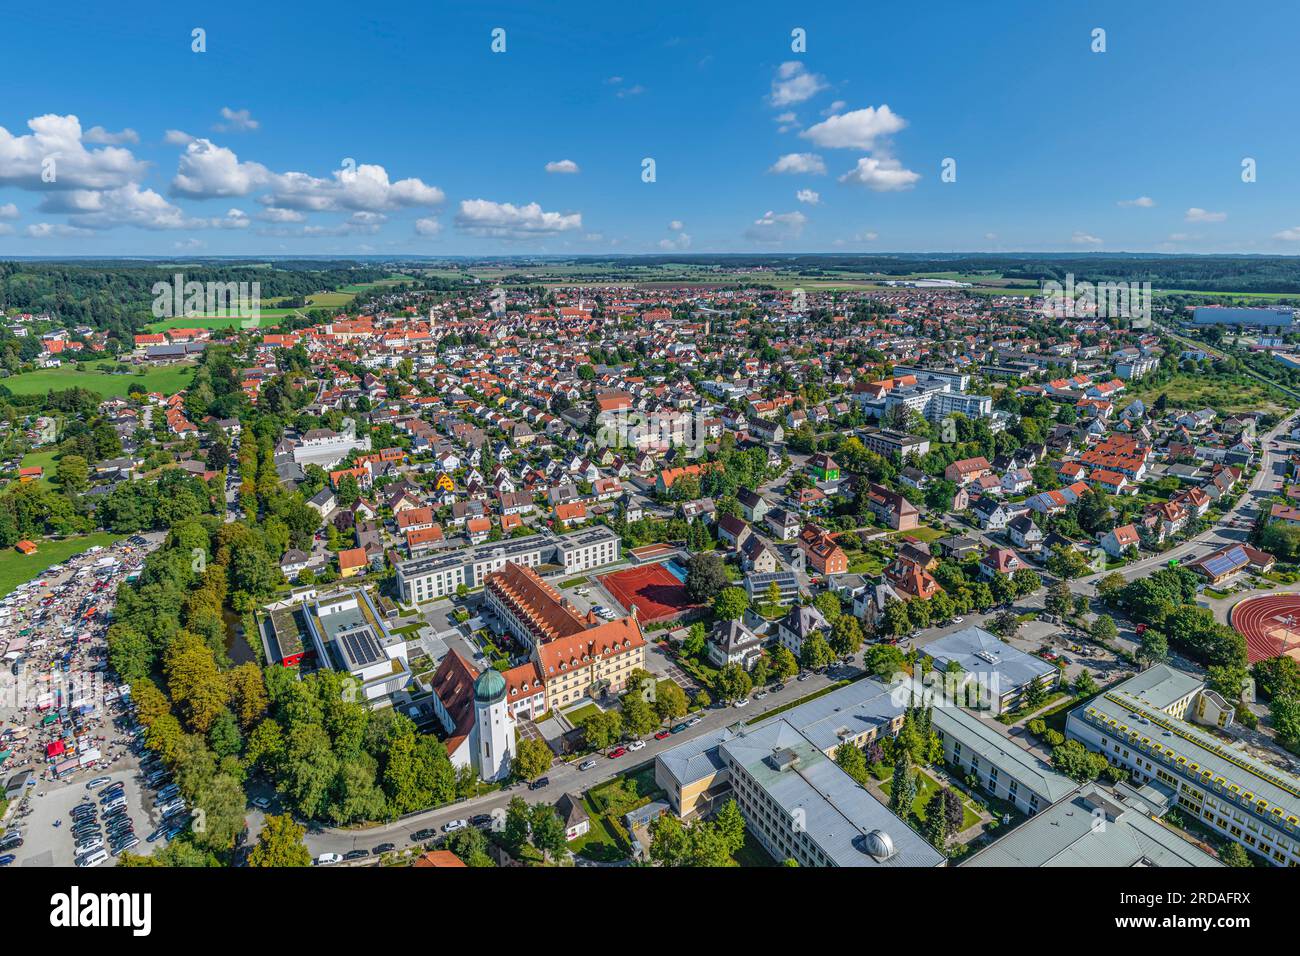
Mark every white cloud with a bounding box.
[745,209,806,243]
[263,162,443,212]
[83,126,139,145]
[258,206,305,223]
[38,182,246,231]
[838,156,920,191]
[1185,207,1226,223]
[1117,196,1155,208]
[769,153,826,175]
[795,189,820,205]
[215,107,259,133]
[25,222,95,239]
[545,159,580,174]
[1071,231,1103,246]
[821,100,847,117]
[615,85,645,98]
[659,221,691,250]
[164,129,196,146]
[0,224,12,236]
[769,62,827,108]
[414,217,442,237]
[0,203,18,220]
[0,114,146,190]
[984,232,997,240]
[171,140,443,214]
[1166,233,1197,242]
[174,238,205,250]
[1273,227,1300,241]
[801,106,907,150]
[454,199,582,239]
[171,138,271,198]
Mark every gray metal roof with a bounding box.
[720,720,945,868]
[930,704,1076,803]
[759,677,908,753]
[923,625,1057,693]
[657,726,735,789]
[963,782,1222,868]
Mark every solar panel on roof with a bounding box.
[340,627,382,667]
[1201,546,1247,578]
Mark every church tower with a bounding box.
[472,669,516,782]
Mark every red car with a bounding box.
[608,747,627,759]
[654,729,671,740]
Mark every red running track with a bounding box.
[1231,594,1300,663]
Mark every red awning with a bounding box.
[45,739,65,758]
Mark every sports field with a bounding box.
[598,562,700,624]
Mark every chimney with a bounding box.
[629,603,639,622]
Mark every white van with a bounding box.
[76,848,109,867]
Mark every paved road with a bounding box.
[301,664,847,858]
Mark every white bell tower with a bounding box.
[472,669,517,782]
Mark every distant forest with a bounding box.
[0,261,394,344]
[439,253,1300,295]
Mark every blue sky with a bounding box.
[1,0,1296,256]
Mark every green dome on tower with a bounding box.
[474,667,507,704]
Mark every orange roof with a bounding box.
[337,547,368,570]
[535,616,646,680]
[414,850,467,868]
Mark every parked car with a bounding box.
[75,849,108,868]
[343,849,369,861]
[529,776,550,791]
[654,729,672,740]
[608,746,627,759]
[754,690,769,700]
[315,853,343,865]
[442,819,468,833]
[670,723,688,734]
[627,740,646,751]
[470,814,493,829]
[685,717,702,727]
[579,759,598,771]
[86,776,111,790]
[372,842,396,855]
[410,828,437,842]
[0,854,15,866]
[733,698,750,708]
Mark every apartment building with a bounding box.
[395,526,621,603]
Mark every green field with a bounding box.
[0,362,195,399]
[0,532,125,598]
[1123,372,1286,415]
[19,450,59,490]
[144,312,291,332]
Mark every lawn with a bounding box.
[733,828,776,867]
[143,312,291,332]
[0,362,195,399]
[879,765,981,833]
[19,450,59,490]
[896,525,947,544]
[0,531,125,598]
[565,702,602,726]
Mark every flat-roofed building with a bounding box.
[302,588,410,704]
[963,781,1223,868]
[1066,665,1300,867]
[394,527,621,604]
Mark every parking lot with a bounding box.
[0,531,171,866]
